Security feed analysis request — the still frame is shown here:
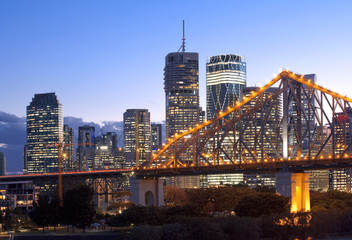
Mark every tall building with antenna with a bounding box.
[164,21,202,188]
[164,21,200,139]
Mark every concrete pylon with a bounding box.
[129,177,164,207]
[276,172,310,212]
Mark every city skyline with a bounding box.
[1,1,352,124]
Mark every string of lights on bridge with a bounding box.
[132,70,352,171]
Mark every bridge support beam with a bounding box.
[129,177,164,207]
[276,172,310,212]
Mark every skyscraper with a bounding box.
[329,108,352,192]
[201,54,246,188]
[123,109,151,168]
[0,152,5,176]
[206,54,246,120]
[25,93,63,174]
[94,132,118,169]
[63,124,74,171]
[241,87,281,187]
[163,23,202,188]
[151,123,162,152]
[164,24,200,139]
[77,125,96,171]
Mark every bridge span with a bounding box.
[2,70,352,212]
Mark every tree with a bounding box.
[62,185,95,233]
[185,186,254,213]
[164,185,188,207]
[107,191,135,213]
[235,192,290,217]
[48,195,62,231]
[29,194,51,232]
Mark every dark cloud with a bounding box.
[0,111,26,173]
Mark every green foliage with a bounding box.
[157,223,185,240]
[62,185,95,232]
[185,186,254,213]
[108,205,206,227]
[29,194,51,231]
[234,192,290,217]
[210,216,260,240]
[310,190,352,211]
[164,185,188,207]
[128,225,161,240]
[109,206,165,227]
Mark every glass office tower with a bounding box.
[206,54,246,120]
[202,54,246,188]
[164,52,200,138]
[25,93,63,174]
[123,109,151,168]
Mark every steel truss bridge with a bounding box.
[136,70,352,177]
[1,70,352,192]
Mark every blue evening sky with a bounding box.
[1,0,351,123]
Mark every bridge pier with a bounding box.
[276,172,310,212]
[129,177,164,207]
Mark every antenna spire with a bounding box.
[182,20,186,52]
[177,20,187,52]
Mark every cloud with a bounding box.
[0,111,26,173]
[0,143,8,148]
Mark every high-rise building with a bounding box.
[63,125,74,171]
[288,74,331,191]
[123,109,151,168]
[94,132,118,169]
[329,108,352,192]
[151,123,162,153]
[163,23,202,188]
[77,125,96,171]
[241,87,282,187]
[164,28,200,139]
[201,54,246,188]
[0,152,5,176]
[206,54,246,120]
[25,93,63,174]
[288,74,316,156]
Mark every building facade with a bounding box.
[94,132,119,169]
[164,52,200,138]
[123,109,151,168]
[201,54,246,188]
[25,93,63,174]
[329,108,352,192]
[63,124,74,171]
[0,152,5,176]
[206,54,246,120]
[151,123,163,153]
[76,125,96,171]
